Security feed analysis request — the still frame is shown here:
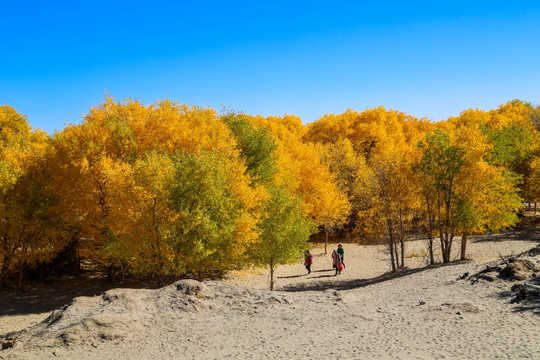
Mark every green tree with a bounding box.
[414,130,465,263]
[169,150,259,278]
[485,121,536,176]
[249,186,314,290]
[222,113,277,184]
[525,157,540,212]
[448,112,525,261]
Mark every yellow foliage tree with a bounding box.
[0,106,55,288]
[48,97,263,278]
[370,141,420,270]
[415,119,522,263]
[304,107,428,267]
[317,139,365,251]
[244,114,350,232]
[305,107,432,159]
[1,97,534,285]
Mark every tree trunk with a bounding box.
[460,232,468,261]
[0,241,11,289]
[389,240,396,272]
[65,235,81,275]
[439,231,446,263]
[535,202,537,214]
[270,259,275,291]
[325,229,329,255]
[388,221,397,272]
[427,217,435,265]
[17,269,24,290]
[443,243,450,263]
[107,264,117,282]
[0,261,8,289]
[440,234,450,263]
[400,237,405,268]
[399,211,405,268]
[440,233,452,263]
[394,238,399,270]
[426,198,435,265]
[428,234,434,265]
[448,234,454,262]
[442,196,453,263]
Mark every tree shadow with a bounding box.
[0,272,155,317]
[310,274,338,279]
[278,274,308,279]
[471,230,540,244]
[466,213,540,245]
[503,277,540,315]
[278,269,335,279]
[281,262,464,292]
[489,273,540,315]
[512,302,540,314]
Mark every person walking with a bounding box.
[332,250,342,275]
[304,250,313,275]
[337,244,345,269]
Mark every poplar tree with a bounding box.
[249,186,314,290]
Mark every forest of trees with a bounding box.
[0,98,539,289]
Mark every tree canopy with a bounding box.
[0,98,537,287]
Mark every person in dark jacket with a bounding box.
[337,243,345,269]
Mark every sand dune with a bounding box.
[1,236,539,359]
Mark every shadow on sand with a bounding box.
[281,261,465,292]
[502,277,540,315]
[278,274,307,279]
[471,230,540,244]
[0,273,153,317]
[278,269,335,279]
[471,215,540,244]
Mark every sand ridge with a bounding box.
[1,236,539,359]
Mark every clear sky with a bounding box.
[1,1,540,133]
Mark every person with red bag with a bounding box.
[332,250,342,275]
[304,250,313,275]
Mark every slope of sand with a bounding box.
[1,235,539,359]
[225,235,539,291]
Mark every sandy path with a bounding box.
[2,252,538,360]
[1,231,538,360]
[225,235,539,291]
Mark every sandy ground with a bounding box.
[225,233,539,291]
[0,227,539,359]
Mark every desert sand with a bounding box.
[1,228,539,359]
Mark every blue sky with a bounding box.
[1,1,540,133]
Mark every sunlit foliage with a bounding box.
[525,157,540,210]
[0,106,54,288]
[248,186,315,290]
[0,97,537,286]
